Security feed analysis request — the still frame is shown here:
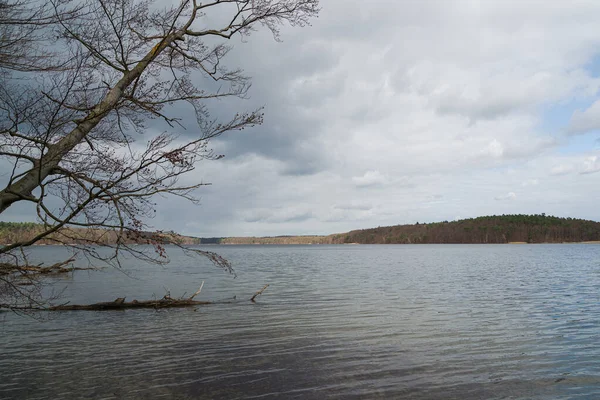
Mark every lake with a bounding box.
[1,244,600,399]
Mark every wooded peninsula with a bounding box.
[215,215,600,244]
[3,214,598,246]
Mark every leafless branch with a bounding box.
[0,0,318,308]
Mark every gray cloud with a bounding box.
[243,208,314,224]
[568,100,600,135]
[5,0,600,236]
[333,202,373,211]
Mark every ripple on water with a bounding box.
[1,244,600,399]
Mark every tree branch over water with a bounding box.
[0,0,319,309]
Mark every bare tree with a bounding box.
[0,0,319,309]
[0,0,82,72]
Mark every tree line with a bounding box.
[327,214,600,244]
[0,221,201,245]
[5,215,598,246]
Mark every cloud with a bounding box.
[481,139,505,158]
[6,0,600,236]
[352,170,389,188]
[568,100,600,135]
[521,179,539,187]
[242,208,314,224]
[495,192,517,201]
[550,164,575,176]
[333,202,373,211]
[581,156,600,174]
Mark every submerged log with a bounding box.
[1,283,269,311]
[49,297,212,311]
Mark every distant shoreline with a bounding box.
[204,241,600,246]
[213,215,600,245]
[3,215,600,246]
[3,241,600,247]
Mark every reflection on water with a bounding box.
[1,244,600,399]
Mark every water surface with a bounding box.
[1,244,600,399]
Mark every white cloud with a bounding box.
[494,192,517,201]
[482,139,505,158]
[521,179,539,187]
[352,170,389,188]
[581,156,600,174]
[550,164,575,176]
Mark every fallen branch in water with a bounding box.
[48,297,213,311]
[0,258,97,276]
[250,284,269,302]
[189,281,204,300]
[1,283,271,311]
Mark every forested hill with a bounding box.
[326,215,600,244]
[2,215,600,245]
[217,215,600,244]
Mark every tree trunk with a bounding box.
[0,33,180,214]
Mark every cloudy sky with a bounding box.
[6,0,600,237]
[164,0,600,237]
